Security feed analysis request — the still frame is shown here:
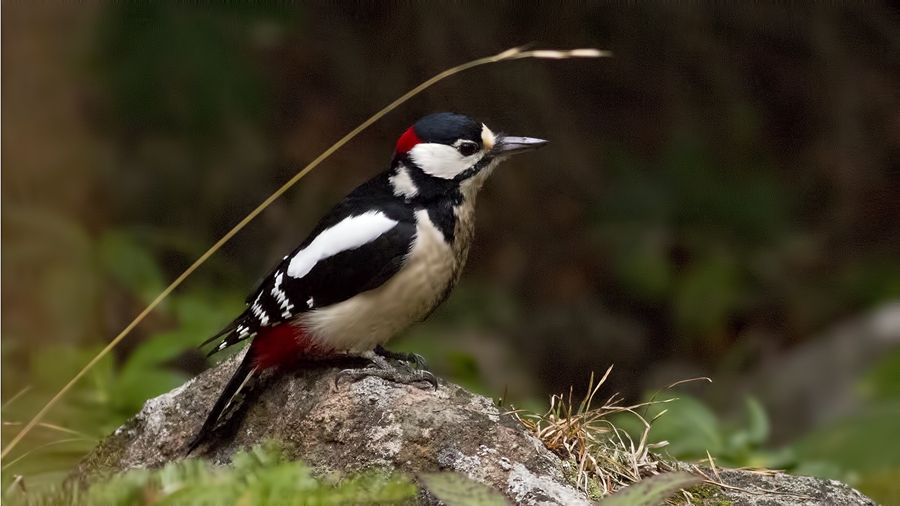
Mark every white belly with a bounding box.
[299,209,460,352]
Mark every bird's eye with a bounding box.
[457,141,479,157]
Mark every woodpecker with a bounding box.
[188,112,547,452]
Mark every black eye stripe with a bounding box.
[452,154,493,182]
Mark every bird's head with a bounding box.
[390,112,547,200]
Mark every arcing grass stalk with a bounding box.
[1,46,610,461]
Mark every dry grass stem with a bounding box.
[514,369,798,502]
[511,366,680,497]
[0,45,610,461]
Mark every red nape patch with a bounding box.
[250,324,328,370]
[394,126,421,154]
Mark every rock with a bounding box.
[75,350,591,505]
[74,351,877,505]
[673,466,878,506]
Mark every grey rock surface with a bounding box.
[75,351,877,505]
[712,469,877,506]
[673,466,878,506]
[75,350,591,505]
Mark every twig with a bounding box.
[695,467,814,500]
[706,450,721,483]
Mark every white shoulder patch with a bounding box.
[287,211,398,279]
[389,166,418,198]
[409,143,483,180]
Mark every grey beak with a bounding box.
[494,136,549,156]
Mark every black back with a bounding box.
[204,172,417,353]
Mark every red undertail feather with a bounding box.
[250,324,326,370]
[394,126,421,154]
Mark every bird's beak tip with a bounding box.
[495,136,549,155]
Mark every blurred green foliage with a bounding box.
[613,379,900,503]
[418,472,508,506]
[614,394,779,470]
[599,136,899,355]
[3,441,699,505]
[91,4,291,141]
[1,229,245,492]
[3,443,416,505]
[599,472,701,506]
[3,3,898,504]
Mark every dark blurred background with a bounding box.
[3,3,899,502]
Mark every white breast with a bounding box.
[299,210,459,352]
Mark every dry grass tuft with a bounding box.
[511,366,705,498]
[512,368,800,503]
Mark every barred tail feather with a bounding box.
[200,312,259,357]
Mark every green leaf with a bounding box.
[83,468,153,505]
[122,330,195,373]
[792,404,900,473]
[97,231,166,305]
[641,393,724,459]
[600,472,702,506]
[115,369,188,415]
[172,290,245,334]
[860,348,900,402]
[419,472,509,506]
[744,396,769,446]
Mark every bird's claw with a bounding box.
[334,367,438,390]
[414,369,439,389]
[373,345,429,370]
[407,353,428,370]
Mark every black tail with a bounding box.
[186,348,257,454]
[199,312,259,358]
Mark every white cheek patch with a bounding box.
[287,211,398,279]
[409,143,483,179]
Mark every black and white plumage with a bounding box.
[188,112,547,452]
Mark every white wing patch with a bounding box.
[408,143,484,180]
[286,211,399,279]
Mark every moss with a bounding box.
[9,443,418,505]
[669,483,732,506]
[73,431,130,483]
[559,456,606,501]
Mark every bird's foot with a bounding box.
[334,353,437,390]
[374,344,428,370]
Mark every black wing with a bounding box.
[203,173,416,354]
